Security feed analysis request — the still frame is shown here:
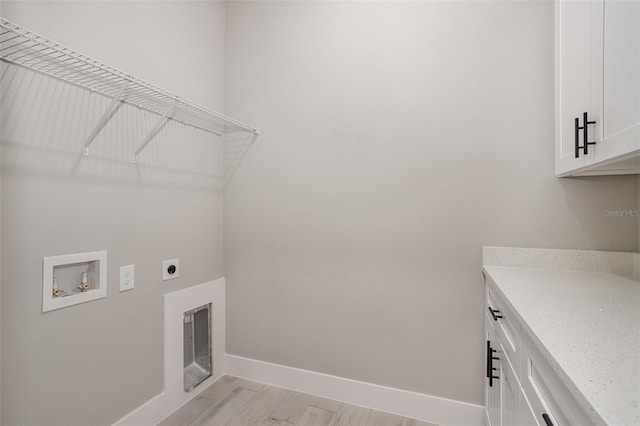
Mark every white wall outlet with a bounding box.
[120,265,134,291]
[163,259,179,281]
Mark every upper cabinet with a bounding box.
[555,0,640,176]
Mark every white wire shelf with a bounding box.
[0,17,260,162]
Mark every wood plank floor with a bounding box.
[159,376,439,426]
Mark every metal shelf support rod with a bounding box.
[82,80,129,156]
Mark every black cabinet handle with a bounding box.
[542,413,554,426]
[574,112,596,158]
[488,307,503,321]
[574,117,579,158]
[486,340,499,387]
[486,341,491,379]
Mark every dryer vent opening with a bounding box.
[183,304,212,392]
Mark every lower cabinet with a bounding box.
[485,317,501,426]
[484,278,593,426]
[485,315,520,426]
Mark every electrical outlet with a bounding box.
[163,259,179,281]
[120,265,134,291]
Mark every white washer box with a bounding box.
[42,251,107,312]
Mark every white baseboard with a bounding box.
[225,354,484,426]
[113,278,226,426]
[113,277,483,426]
[112,372,225,426]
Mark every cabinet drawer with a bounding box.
[521,333,593,426]
[486,279,521,373]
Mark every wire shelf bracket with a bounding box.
[82,80,129,156]
[133,102,175,163]
[0,17,260,161]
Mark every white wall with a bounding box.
[0,2,225,424]
[224,1,638,406]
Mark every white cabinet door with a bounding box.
[486,318,501,426]
[555,0,591,175]
[500,356,520,426]
[591,0,640,164]
[520,392,540,426]
[556,0,640,176]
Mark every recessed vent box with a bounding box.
[184,304,212,392]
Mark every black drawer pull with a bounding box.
[488,307,503,321]
[542,413,554,426]
[486,341,499,387]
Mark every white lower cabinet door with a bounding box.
[500,355,520,426]
[520,391,540,426]
[486,318,501,426]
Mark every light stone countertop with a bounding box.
[482,265,640,426]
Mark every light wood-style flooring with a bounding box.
[159,375,439,426]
